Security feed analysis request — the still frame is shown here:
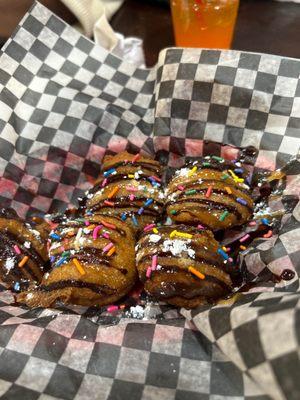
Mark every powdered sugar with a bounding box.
[149,234,161,243]
[175,167,190,177]
[162,239,195,258]
[4,257,15,272]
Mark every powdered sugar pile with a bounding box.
[162,239,195,259]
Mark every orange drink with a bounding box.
[170,0,239,48]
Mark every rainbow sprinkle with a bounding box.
[144,223,155,232]
[93,225,103,239]
[121,213,127,221]
[228,169,244,183]
[100,220,116,230]
[144,198,154,207]
[234,168,244,174]
[152,228,158,234]
[103,168,116,177]
[132,215,139,226]
[188,166,197,177]
[171,230,193,239]
[219,211,229,221]
[249,221,257,226]
[107,187,119,199]
[18,256,29,268]
[170,210,177,215]
[177,185,185,191]
[56,257,66,267]
[185,189,197,195]
[73,258,85,275]
[104,200,114,206]
[188,267,205,280]
[132,154,140,163]
[107,305,119,313]
[221,174,229,180]
[239,234,250,243]
[126,185,138,192]
[50,233,61,240]
[212,156,224,162]
[225,187,232,194]
[217,249,229,260]
[263,230,273,238]
[103,242,114,253]
[107,246,116,256]
[101,178,108,187]
[138,207,144,215]
[13,245,21,255]
[146,267,152,278]
[205,186,213,198]
[150,175,161,183]
[236,197,247,206]
[151,255,158,270]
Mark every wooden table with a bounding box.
[111,0,300,66]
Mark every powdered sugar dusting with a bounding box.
[162,239,195,258]
[175,167,190,177]
[4,257,15,272]
[149,234,161,243]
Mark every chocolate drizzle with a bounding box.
[0,230,45,282]
[90,173,155,194]
[167,188,253,212]
[89,197,162,216]
[171,198,243,220]
[37,279,117,296]
[102,160,160,174]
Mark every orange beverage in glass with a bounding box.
[170,0,239,49]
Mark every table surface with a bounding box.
[111,0,300,67]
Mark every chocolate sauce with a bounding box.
[147,274,230,299]
[37,279,117,295]
[90,173,156,194]
[167,188,253,213]
[90,199,161,216]
[102,160,161,174]
[171,198,244,221]
[280,269,295,281]
[0,231,44,282]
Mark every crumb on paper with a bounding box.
[127,305,144,319]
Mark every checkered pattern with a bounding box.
[0,1,155,218]
[154,48,300,171]
[0,2,299,399]
[182,157,300,400]
[0,286,268,400]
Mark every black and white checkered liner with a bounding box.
[0,2,299,399]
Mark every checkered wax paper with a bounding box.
[0,2,299,399]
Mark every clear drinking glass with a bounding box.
[170,0,239,48]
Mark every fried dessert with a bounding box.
[166,156,253,231]
[17,214,137,308]
[0,208,49,290]
[84,151,164,232]
[136,224,233,308]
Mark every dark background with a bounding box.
[1,0,299,67]
[111,0,300,66]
